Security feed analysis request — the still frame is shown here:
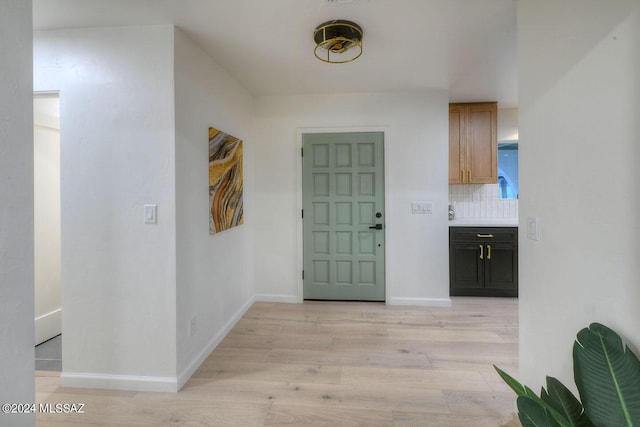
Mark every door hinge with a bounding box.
[301,209,304,218]
[301,147,303,157]
[302,270,304,280]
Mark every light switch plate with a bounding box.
[526,216,540,240]
[411,202,433,214]
[144,204,157,224]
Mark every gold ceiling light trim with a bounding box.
[313,20,363,64]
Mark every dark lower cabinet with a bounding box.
[449,227,518,297]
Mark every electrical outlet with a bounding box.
[189,316,198,337]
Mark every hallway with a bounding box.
[36,298,518,426]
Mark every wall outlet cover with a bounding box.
[526,216,540,241]
[189,316,198,337]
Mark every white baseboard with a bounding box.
[35,308,61,345]
[254,294,299,303]
[387,297,452,307]
[176,296,256,390]
[60,372,178,392]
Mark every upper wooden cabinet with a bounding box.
[449,102,497,184]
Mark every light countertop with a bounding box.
[448,218,519,227]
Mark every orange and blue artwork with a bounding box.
[209,127,243,234]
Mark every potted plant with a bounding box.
[495,323,640,426]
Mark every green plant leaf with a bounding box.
[518,396,565,427]
[494,365,531,397]
[541,376,594,427]
[573,322,640,427]
[494,366,571,426]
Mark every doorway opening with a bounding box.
[34,92,62,372]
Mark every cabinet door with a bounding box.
[484,242,518,297]
[467,103,497,184]
[448,106,464,184]
[449,243,484,295]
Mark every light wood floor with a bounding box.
[36,298,520,426]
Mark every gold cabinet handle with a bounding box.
[460,170,465,183]
[468,170,472,183]
[487,245,491,260]
[479,244,483,259]
[476,234,494,238]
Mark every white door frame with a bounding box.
[295,126,391,303]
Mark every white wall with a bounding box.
[0,1,35,426]
[34,26,179,391]
[497,107,518,141]
[173,28,256,388]
[34,95,62,345]
[518,0,640,390]
[253,92,451,305]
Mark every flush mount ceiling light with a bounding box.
[313,20,363,64]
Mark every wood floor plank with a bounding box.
[442,389,516,417]
[192,360,342,384]
[267,347,432,369]
[340,366,492,392]
[265,404,393,426]
[420,341,519,366]
[393,410,520,427]
[243,381,449,413]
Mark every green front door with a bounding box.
[302,132,385,301]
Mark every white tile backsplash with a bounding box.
[449,184,518,220]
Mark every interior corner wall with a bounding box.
[173,28,256,388]
[253,92,450,305]
[518,1,640,390]
[33,25,179,391]
[0,1,35,426]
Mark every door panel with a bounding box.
[468,104,497,183]
[450,244,484,290]
[303,132,385,301]
[485,244,518,290]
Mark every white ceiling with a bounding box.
[33,0,518,106]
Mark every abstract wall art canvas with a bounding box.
[209,127,243,234]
